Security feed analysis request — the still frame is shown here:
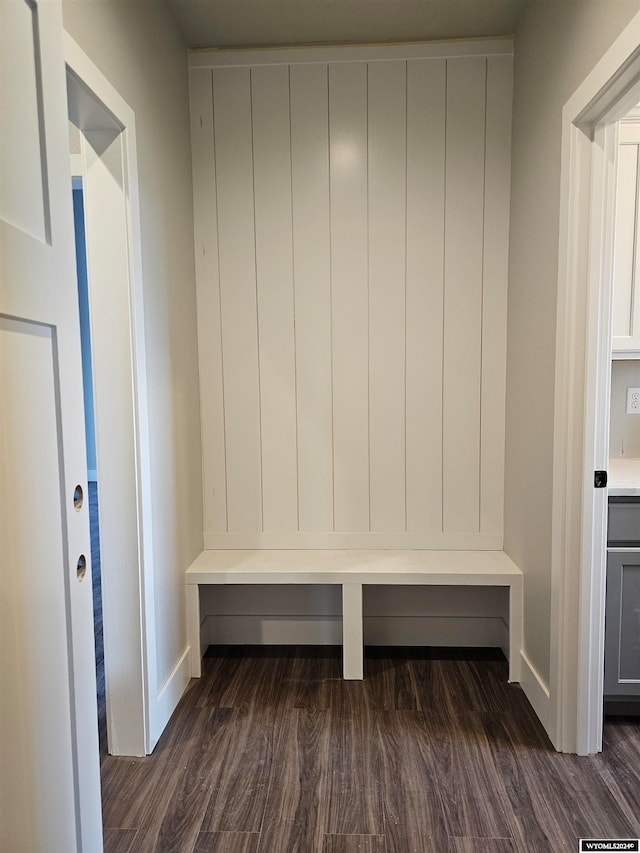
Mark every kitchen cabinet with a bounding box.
[604,499,640,702]
[612,121,640,358]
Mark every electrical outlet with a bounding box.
[626,387,640,414]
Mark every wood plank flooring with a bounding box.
[100,646,640,852]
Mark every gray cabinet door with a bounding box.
[605,550,640,696]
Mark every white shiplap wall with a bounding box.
[189,42,513,550]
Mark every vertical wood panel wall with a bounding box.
[189,43,513,549]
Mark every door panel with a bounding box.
[0,318,78,851]
[82,131,146,754]
[0,0,103,849]
[0,0,48,241]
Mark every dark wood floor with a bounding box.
[99,645,640,853]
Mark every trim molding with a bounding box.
[65,32,158,757]
[151,647,191,750]
[204,532,503,550]
[189,37,514,68]
[70,154,83,179]
[551,9,640,755]
[520,649,552,739]
[611,348,640,360]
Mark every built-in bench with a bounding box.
[185,549,523,682]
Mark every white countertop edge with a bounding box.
[608,458,640,496]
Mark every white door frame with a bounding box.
[551,11,640,755]
[65,34,159,754]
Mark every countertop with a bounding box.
[609,457,640,497]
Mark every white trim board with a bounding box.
[153,647,191,747]
[64,33,160,756]
[551,10,640,755]
[186,548,523,584]
[189,38,514,68]
[204,532,503,550]
[520,650,552,735]
[70,156,83,180]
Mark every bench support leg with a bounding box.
[186,583,202,678]
[342,583,363,680]
[509,580,523,683]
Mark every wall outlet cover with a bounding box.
[626,387,640,414]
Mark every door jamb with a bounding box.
[64,33,159,754]
[551,11,640,754]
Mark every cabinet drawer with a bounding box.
[608,502,640,546]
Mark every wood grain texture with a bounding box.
[377,710,448,851]
[287,647,342,710]
[451,840,517,853]
[154,708,235,851]
[126,708,214,848]
[598,717,640,817]
[195,832,260,853]
[100,646,640,852]
[201,647,294,711]
[258,709,329,852]
[359,652,419,711]
[325,699,384,835]
[429,715,513,839]
[102,828,138,853]
[323,836,385,853]
[199,707,274,833]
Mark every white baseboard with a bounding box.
[150,645,191,750]
[202,614,509,650]
[520,648,552,734]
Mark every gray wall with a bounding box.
[63,0,203,688]
[505,0,640,685]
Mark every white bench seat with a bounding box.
[185,549,523,682]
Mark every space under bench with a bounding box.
[185,549,523,682]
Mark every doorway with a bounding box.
[65,34,158,756]
[551,14,640,755]
[69,167,107,753]
[602,103,640,722]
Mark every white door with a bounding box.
[0,1,103,851]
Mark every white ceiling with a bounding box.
[165,0,527,50]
